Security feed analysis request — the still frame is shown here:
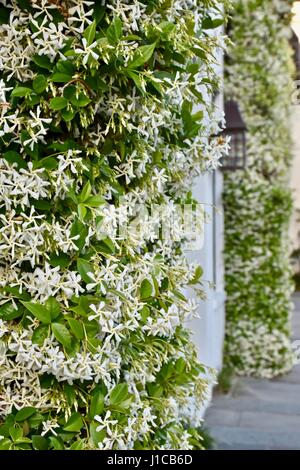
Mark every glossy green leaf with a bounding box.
[51,72,72,83]
[84,20,96,46]
[51,323,72,348]
[77,258,94,283]
[49,436,64,450]
[110,383,128,405]
[89,422,105,446]
[21,301,51,324]
[32,54,52,70]
[15,407,36,422]
[79,181,92,202]
[84,195,106,207]
[0,439,12,450]
[70,94,91,108]
[11,87,32,97]
[0,302,23,321]
[33,74,47,94]
[63,412,83,432]
[127,43,156,69]
[32,324,49,346]
[106,17,122,45]
[140,279,153,299]
[31,435,49,450]
[45,297,61,321]
[89,390,105,419]
[3,150,27,169]
[67,318,84,340]
[49,96,68,110]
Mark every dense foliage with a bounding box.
[223,0,295,377]
[0,0,227,450]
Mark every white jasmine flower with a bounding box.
[41,420,60,437]
[75,38,99,66]
[95,410,118,435]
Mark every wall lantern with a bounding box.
[290,29,300,80]
[221,99,247,171]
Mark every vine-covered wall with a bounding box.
[224,0,295,378]
[0,0,227,450]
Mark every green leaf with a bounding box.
[110,383,128,405]
[189,265,203,285]
[21,301,51,324]
[49,436,64,450]
[70,94,91,108]
[64,383,75,407]
[49,253,70,269]
[89,391,105,419]
[61,108,76,122]
[51,72,73,83]
[56,59,75,75]
[94,237,115,255]
[9,426,23,442]
[70,440,84,450]
[93,4,105,24]
[32,54,52,70]
[49,96,68,110]
[63,412,83,432]
[126,70,145,94]
[79,181,92,202]
[84,20,96,46]
[0,302,23,321]
[63,85,76,100]
[32,198,52,210]
[140,306,150,323]
[90,422,105,446]
[78,203,87,220]
[11,86,32,97]
[84,195,106,207]
[127,43,156,69]
[28,413,44,429]
[33,74,47,94]
[32,324,49,346]
[70,217,88,251]
[16,0,33,12]
[33,156,58,170]
[32,435,49,450]
[0,7,10,25]
[3,150,27,169]
[0,439,12,450]
[45,297,61,321]
[173,289,187,301]
[67,318,84,340]
[140,279,153,299]
[51,323,72,348]
[202,17,223,30]
[65,337,80,356]
[77,258,94,283]
[15,407,36,422]
[106,17,122,45]
[147,383,164,398]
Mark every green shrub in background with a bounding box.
[0,0,227,450]
[224,0,295,378]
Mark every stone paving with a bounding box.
[204,296,300,450]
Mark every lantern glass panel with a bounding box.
[225,129,246,170]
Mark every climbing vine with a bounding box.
[224,0,295,378]
[0,0,227,450]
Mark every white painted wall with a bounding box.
[185,99,226,416]
[184,18,226,418]
[290,104,300,252]
[186,170,225,373]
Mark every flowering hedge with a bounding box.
[0,0,226,450]
[223,0,295,378]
